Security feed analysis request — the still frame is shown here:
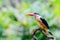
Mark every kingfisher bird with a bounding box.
[27,13,52,35]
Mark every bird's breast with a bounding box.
[37,20,49,31]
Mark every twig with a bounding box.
[33,35,37,40]
[32,27,56,40]
[32,28,40,40]
[41,30,56,40]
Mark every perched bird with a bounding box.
[27,13,52,35]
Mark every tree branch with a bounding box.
[32,27,56,40]
[32,28,40,40]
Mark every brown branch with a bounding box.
[32,27,56,40]
[32,28,40,40]
[41,30,56,40]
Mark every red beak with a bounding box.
[27,13,34,16]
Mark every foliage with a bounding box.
[0,0,60,40]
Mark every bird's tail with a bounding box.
[47,29,53,35]
[49,31,53,35]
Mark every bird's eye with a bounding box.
[34,13,39,15]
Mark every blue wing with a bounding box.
[40,18,50,29]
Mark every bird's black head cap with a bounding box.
[34,13,39,15]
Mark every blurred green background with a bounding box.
[0,0,60,40]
